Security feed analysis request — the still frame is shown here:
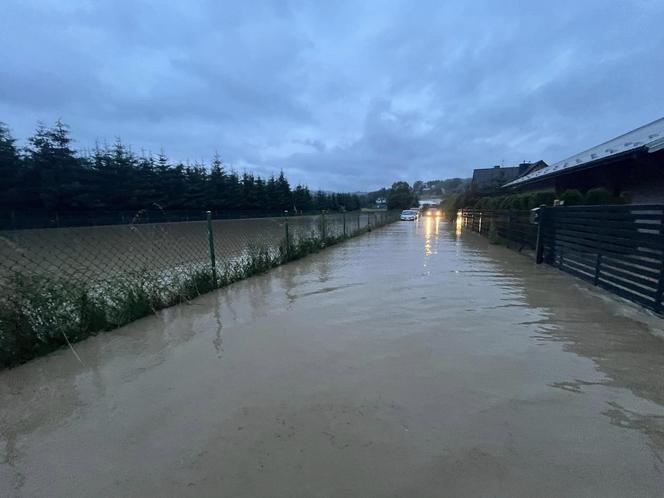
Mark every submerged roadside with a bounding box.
[0,211,399,369]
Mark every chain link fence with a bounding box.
[0,210,399,368]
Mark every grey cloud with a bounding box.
[1,0,663,191]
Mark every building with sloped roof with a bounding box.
[504,118,664,203]
[471,162,546,193]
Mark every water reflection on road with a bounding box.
[2,219,664,497]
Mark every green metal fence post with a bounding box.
[357,212,361,232]
[206,211,217,287]
[284,210,290,260]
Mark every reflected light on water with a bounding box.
[423,216,441,259]
[424,215,433,236]
[424,216,433,256]
[455,216,463,238]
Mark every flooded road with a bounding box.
[2,218,664,497]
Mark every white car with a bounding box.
[400,209,419,221]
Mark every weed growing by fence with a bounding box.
[0,211,398,368]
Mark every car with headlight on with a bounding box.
[423,205,442,217]
[400,209,419,221]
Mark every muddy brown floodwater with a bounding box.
[2,219,664,497]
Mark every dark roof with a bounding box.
[472,166,522,190]
[516,160,548,177]
[505,117,664,188]
[473,161,547,190]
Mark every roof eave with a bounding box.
[647,137,664,153]
[502,146,649,189]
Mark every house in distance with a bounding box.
[470,161,547,194]
[374,197,387,209]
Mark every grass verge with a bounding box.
[0,216,395,369]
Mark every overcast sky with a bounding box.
[1,0,663,191]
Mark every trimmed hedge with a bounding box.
[469,188,625,212]
[584,187,612,205]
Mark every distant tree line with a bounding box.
[365,182,418,209]
[386,182,418,209]
[412,178,469,197]
[0,120,362,216]
[365,178,469,211]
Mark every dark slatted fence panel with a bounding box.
[542,205,664,313]
[461,209,537,250]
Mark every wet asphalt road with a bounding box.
[2,218,664,497]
